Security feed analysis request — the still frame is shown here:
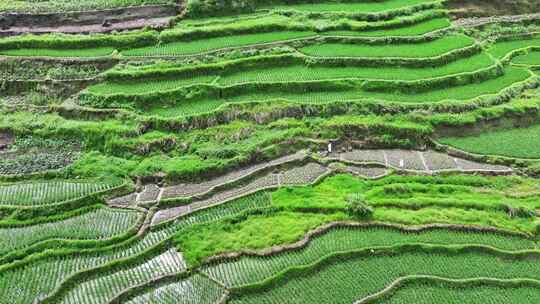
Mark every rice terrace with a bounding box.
[4,0,540,303]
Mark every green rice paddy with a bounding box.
[300,35,475,58]
[440,123,540,159]
[122,31,316,56]
[271,0,439,13]
[488,36,540,59]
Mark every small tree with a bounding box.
[346,193,373,219]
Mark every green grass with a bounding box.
[174,211,349,265]
[300,35,475,58]
[440,123,540,159]
[202,225,538,288]
[123,31,316,56]
[270,0,438,13]
[512,50,540,66]
[229,249,540,304]
[378,281,540,304]
[488,36,540,59]
[174,173,540,265]
[322,17,451,37]
[0,47,115,58]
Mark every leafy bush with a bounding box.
[346,193,373,218]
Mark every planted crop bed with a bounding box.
[228,249,540,304]
[488,36,540,59]
[300,35,475,58]
[440,123,540,159]
[0,207,140,256]
[270,0,439,13]
[0,180,120,206]
[123,31,316,56]
[202,225,538,288]
[373,280,540,304]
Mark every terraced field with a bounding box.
[3,0,540,303]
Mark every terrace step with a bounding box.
[149,149,512,226]
[107,151,307,207]
[151,162,331,226]
[328,149,512,174]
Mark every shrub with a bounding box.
[346,193,373,219]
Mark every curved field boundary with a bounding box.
[432,140,540,165]
[225,243,540,298]
[74,69,538,133]
[108,43,482,83]
[355,275,540,304]
[109,221,537,304]
[0,178,126,208]
[150,149,512,227]
[82,59,502,106]
[108,150,307,207]
[150,162,332,227]
[10,202,537,303]
[0,207,146,264]
[204,221,533,265]
[326,149,512,175]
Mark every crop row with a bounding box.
[57,248,186,304]
[85,52,496,98]
[439,122,540,159]
[0,179,121,207]
[270,0,438,14]
[167,8,447,42]
[125,273,225,304]
[0,192,271,303]
[96,65,528,120]
[322,17,450,37]
[0,226,172,304]
[299,34,474,58]
[368,277,540,304]
[228,246,540,304]
[0,7,448,58]
[202,225,537,288]
[0,207,141,257]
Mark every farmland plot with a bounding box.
[270,0,440,13]
[0,207,140,256]
[0,180,121,206]
[375,280,540,304]
[228,249,540,304]
[202,225,538,288]
[439,123,540,159]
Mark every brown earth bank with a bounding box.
[448,0,540,18]
[0,131,13,151]
[0,4,182,36]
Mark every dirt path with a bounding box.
[453,13,540,28]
